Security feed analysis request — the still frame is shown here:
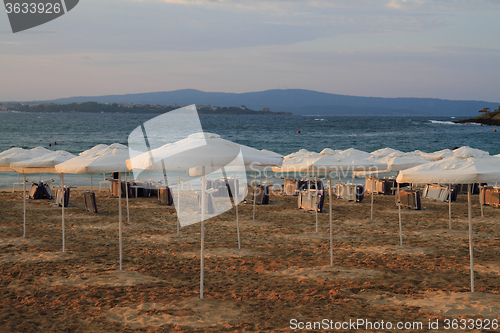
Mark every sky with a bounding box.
[1,0,500,102]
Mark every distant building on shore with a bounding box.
[263,107,270,112]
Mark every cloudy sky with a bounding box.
[1,0,499,102]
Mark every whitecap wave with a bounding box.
[429,120,458,125]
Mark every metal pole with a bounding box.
[125,172,130,224]
[315,172,318,233]
[118,172,122,271]
[468,184,474,292]
[177,171,180,235]
[448,184,452,230]
[253,171,257,220]
[329,172,333,266]
[201,167,206,299]
[61,174,65,252]
[398,182,402,246]
[370,188,374,221]
[23,173,26,237]
[479,186,484,218]
[235,171,240,249]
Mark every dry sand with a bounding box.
[1,188,500,332]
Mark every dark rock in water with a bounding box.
[454,109,500,126]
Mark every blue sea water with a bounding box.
[0,111,499,189]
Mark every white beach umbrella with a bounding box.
[452,146,490,159]
[0,147,52,171]
[370,148,405,158]
[127,132,244,299]
[55,143,131,262]
[0,147,53,238]
[272,149,320,173]
[309,154,387,266]
[420,149,454,160]
[0,147,27,172]
[320,148,342,156]
[11,150,75,174]
[10,150,76,238]
[379,153,436,172]
[396,155,500,292]
[339,148,372,159]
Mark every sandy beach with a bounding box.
[1,187,500,332]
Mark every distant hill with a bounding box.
[43,89,500,116]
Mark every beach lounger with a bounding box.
[158,187,173,205]
[482,186,500,207]
[298,190,324,212]
[423,184,457,202]
[364,177,377,194]
[28,180,53,200]
[83,191,98,213]
[255,185,270,205]
[335,183,364,202]
[54,186,70,207]
[396,188,421,210]
[284,178,297,196]
[245,184,270,205]
[197,188,217,214]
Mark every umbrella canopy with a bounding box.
[55,143,130,174]
[126,133,240,174]
[420,149,454,160]
[396,155,500,184]
[272,149,320,173]
[78,144,110,158]
[370,147,405,158]
[339,148,372,159]
[10,150,76,174]
[210,145,283,172]
[310,153,387,172]
[0,147,52,172]
[320,148,342,156]
[0,147,26,172]
[452,146,490,159]
[0,147,26,159]
[379,153,435,172]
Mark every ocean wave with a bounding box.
[429,120,459,125]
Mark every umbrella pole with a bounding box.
[61,174,65,252]
[265,170,268,183]
[315,172,318,233]
[235,171,240,249]
[177,172,180,235]
[253,171,257,221]
[449,184,452,230]
[23,173,26,237]
[118,172,122,271]
[398,182,402,246]
[480,186,484,218]
[90,174,93,192]
[125,172,130,224]
[201,167,206,299]
[371,189,374,221]
[329,172,333,266]
[468,184,474,292]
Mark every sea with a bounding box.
[1,111,499,189]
